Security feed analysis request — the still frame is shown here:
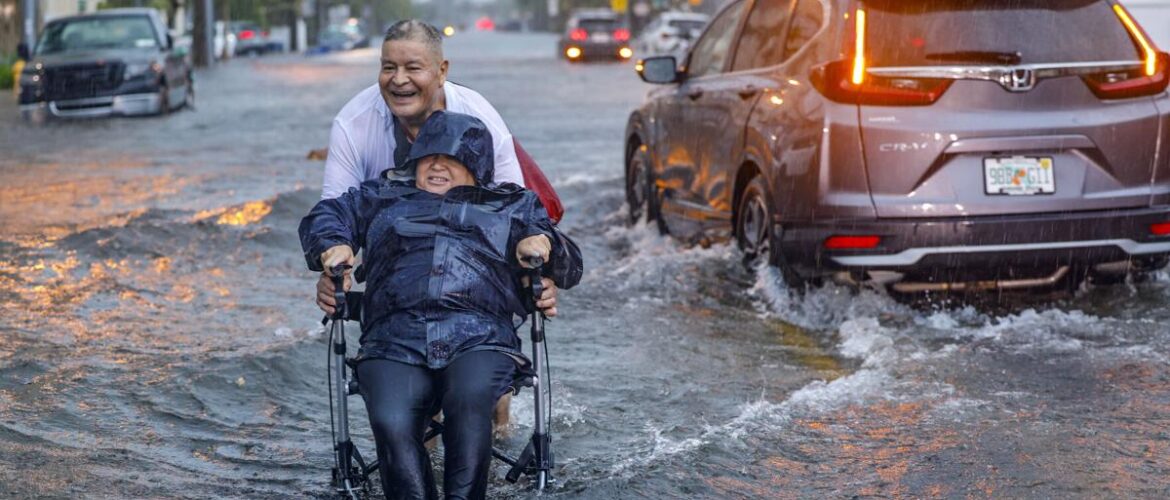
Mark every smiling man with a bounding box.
[317,20,561,316]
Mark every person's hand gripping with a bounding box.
[517,235,559,317]
[316,245,355,315]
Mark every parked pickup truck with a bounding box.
[18,7,194,119]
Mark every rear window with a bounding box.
[863,0,1141,67]
[578,18,618,32]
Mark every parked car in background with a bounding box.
[635,11,709,58]
[559,9,633,62]
[18,8,194,119]
[231,21,282,55]
[313,22,369,53]
[627,0,1170,292]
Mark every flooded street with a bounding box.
[3,32,1170,498]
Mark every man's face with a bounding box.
[379,39,448,124]
[415,155,476,195]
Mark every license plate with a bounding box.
[983,156,1055,195]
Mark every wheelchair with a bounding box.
[323,261,555,499]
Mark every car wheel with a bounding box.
[626,144,668,234]
[736,175,804,286]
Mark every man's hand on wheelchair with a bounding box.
[316,245,354,315]
[517,235,559,318]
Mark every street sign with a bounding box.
[611,0,628,13]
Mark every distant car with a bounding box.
[231,21,280,55]
[635,11,709,58]
[313,23,369,53]
[627,0,1170,292]
[18,8,194,119]
[558,10,632,62]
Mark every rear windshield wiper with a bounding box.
[924,51,1022,65]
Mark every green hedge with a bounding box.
[0,63,12,90]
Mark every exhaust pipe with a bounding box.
[890,266,1071,293]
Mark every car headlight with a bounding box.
[124,61,162,79]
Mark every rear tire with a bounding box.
[625,145,668,234]
[736,175,804,287]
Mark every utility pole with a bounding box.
[22,0,36,48]
[192,0,215,67]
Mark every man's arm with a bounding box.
[321,119,366,199]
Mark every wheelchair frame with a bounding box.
[324,263,555,499]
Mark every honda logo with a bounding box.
[1001,68,1036,92]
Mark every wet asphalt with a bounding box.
[2,32,1170,499]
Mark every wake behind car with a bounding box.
[18,8,193,119]
[559,9,633,62]
[626,0,1170,292]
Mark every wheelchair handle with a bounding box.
[524,256,544,306]
[329,264,352,321]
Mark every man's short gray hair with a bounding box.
[384,20,444,61]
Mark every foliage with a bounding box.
[0,52,16,90]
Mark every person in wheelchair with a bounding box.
[299,110,582,499]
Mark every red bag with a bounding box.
[515,140,564,223]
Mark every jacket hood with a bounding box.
[399,111,495,187]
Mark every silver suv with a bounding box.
[626,0,1170,292]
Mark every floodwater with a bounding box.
[2,33,1170,499]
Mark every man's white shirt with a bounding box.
[321,82,524,199]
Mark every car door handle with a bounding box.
[687,88,704,100]
[738,86,759,99]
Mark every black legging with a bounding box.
[357,351,515,500]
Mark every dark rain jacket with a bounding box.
[300,111,583,369]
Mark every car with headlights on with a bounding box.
[626,0,1170,292]
[18,8,193,119]
[559,9,633,62]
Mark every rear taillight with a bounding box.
[570,28,587,41]
[811,60,953,106]
[614,28,630,42]
[824,235,882,250]
[1081,53,1170,100]
[239,30,255,40]
[810,7,952,106]
[1151,222,1170,236]
[1084,5,1170,100]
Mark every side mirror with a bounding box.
[166,33,175,50]
[17,42,30,61]
[637,55,680,84]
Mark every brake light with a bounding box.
[614,28,630,42]
[1082,53,1169,99]
[809,8,952,106]
[824,235,882,250]
[852,9,866,85]
[811,60,953,106]
[1081,6,1170,99]
[1151,222,1170,236]
[1114,5,1157,77]
[570,28,587,41]
[239,30,255,40]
